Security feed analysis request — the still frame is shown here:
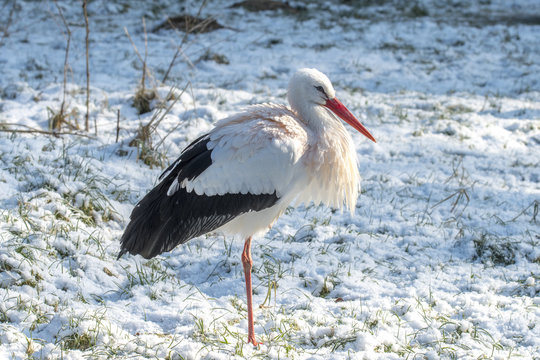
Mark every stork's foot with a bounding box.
[247,334,261,347]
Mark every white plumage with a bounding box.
[119,68,376,346]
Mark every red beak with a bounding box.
[324,97,376,143]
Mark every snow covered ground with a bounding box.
[0,0,539,359]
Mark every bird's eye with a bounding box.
[314,85,327,98]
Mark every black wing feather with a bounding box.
[158,133,211,181]
[118,135,279,259]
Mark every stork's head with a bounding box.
[288,68,376,142]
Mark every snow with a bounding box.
[0,0,539,359]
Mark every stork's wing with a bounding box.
[183,111,308,197]
[119,109,308,259]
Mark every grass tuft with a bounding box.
[62,331,95,351]
[473,233,517,265]
[133,87,157,115]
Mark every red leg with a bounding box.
[241,236,260,346]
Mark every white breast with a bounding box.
[297,121,360,214]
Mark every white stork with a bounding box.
[118,68,376,346]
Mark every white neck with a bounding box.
[291,101,338,134]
